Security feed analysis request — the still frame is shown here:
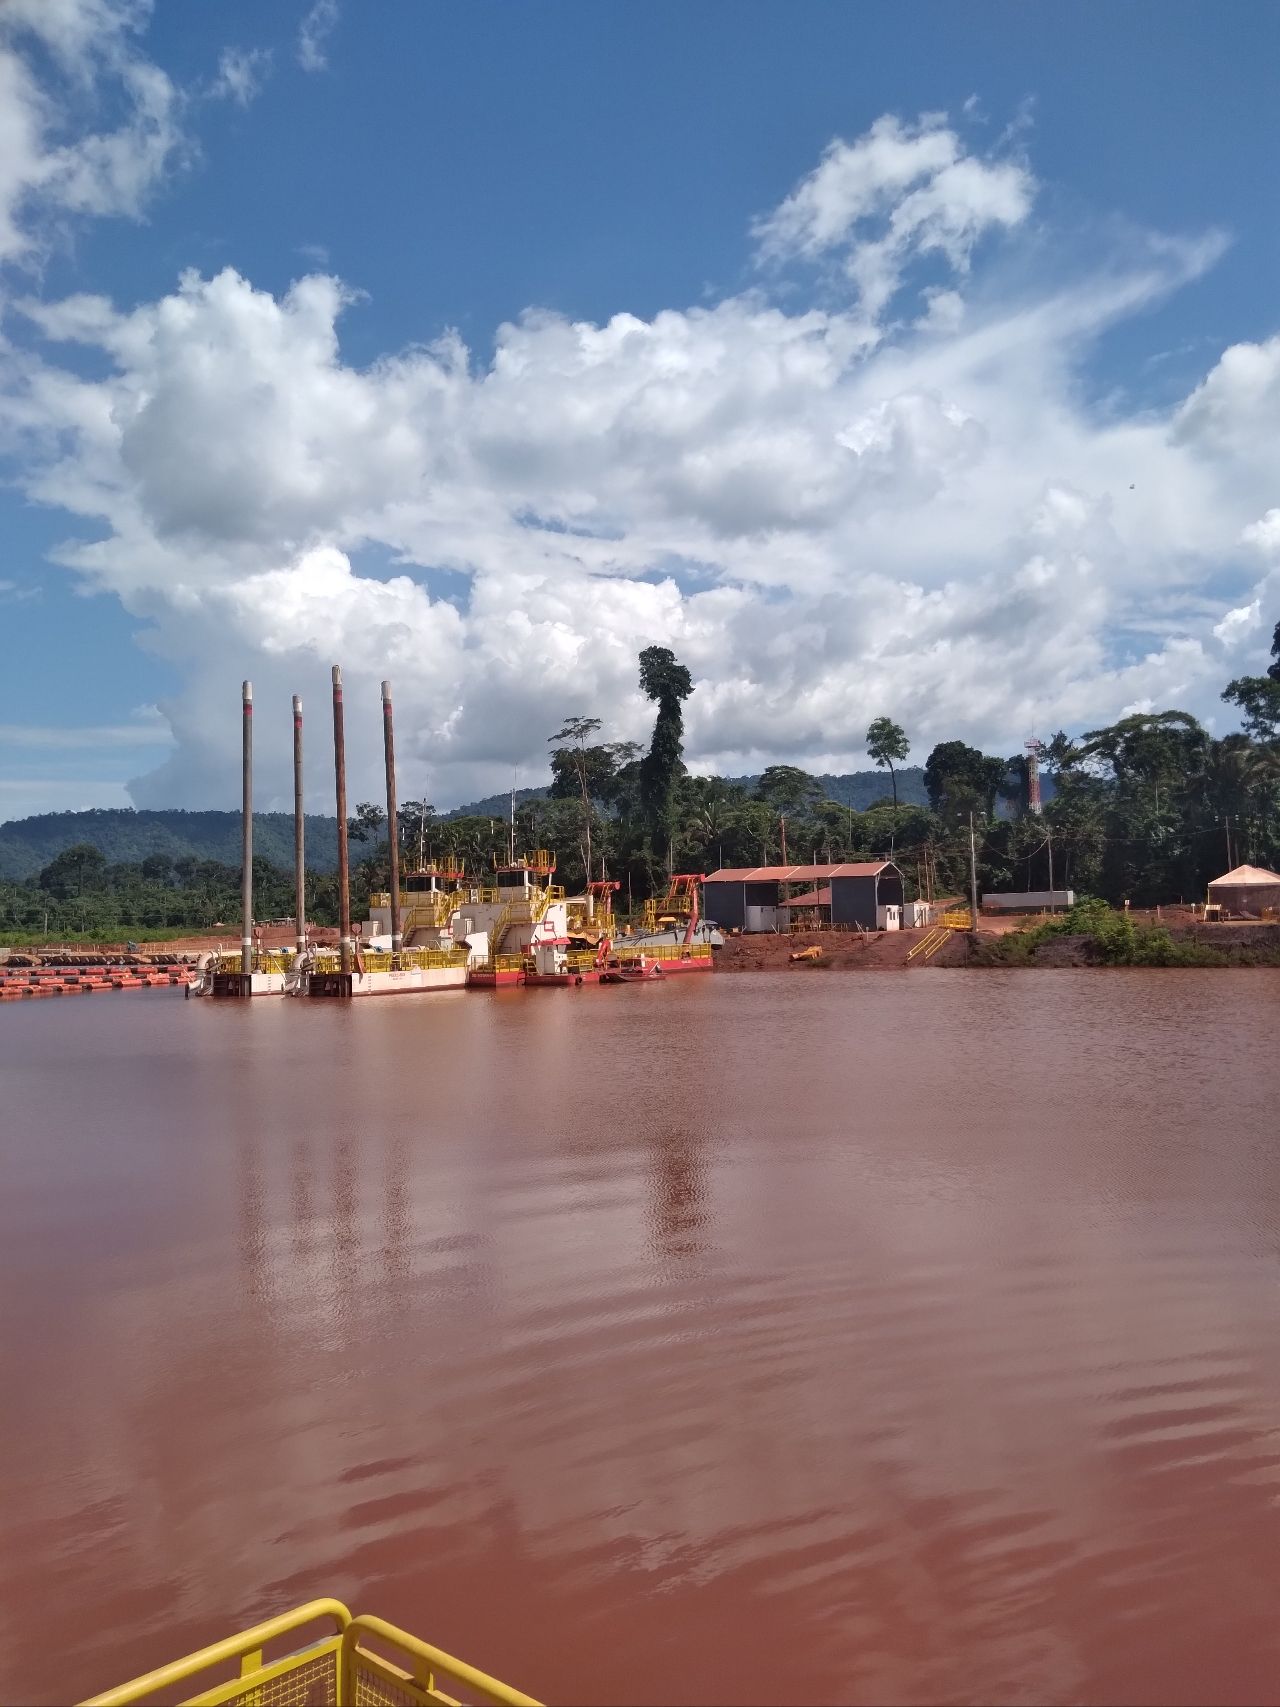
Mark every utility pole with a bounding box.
[241,680,253,976]
[968,811,979,931]
[292,695,306,959]
[1046,824,1055,901]
[381,680,402,961]
[780,814,788,865]
[331,665,353,977]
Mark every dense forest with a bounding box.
[0,809,341,881]
[0,769,930,881]
[2,628,1276,939]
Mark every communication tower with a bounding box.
[1024,737,1044,816]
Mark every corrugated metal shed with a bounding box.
[983,890,1075,910]
[704,862,891,882]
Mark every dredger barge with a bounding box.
[190,668,715,999]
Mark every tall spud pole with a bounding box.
[332,666,353,976]
[382,679,403,960]
[293,695,306,958]
[241,680,254,976]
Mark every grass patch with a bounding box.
[984,898,1235,968]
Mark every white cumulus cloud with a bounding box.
[0,0,184,265]
[297,0,338,73]
[209,46,273,108]
[3,88,1280,814]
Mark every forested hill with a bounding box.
[739,768,928,811]
[453,768,928,819]
[0,809,341,880]
[0,767,925,878]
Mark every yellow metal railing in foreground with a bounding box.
[80,1597,541,1707]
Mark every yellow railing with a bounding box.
[80,1597,540,1707]
[906,925,947,962]
[940,909,973,930]
[523,950,604,974]
[311,948,467,974]
[492,954,524,972]
[487,903,514,960]
[362,948,468,972]
[212,951,289,976]
[614,942,712,964]
[529,885,565,922]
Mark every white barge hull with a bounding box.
[309,964,467,997]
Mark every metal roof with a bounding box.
[704,862,893,882]
[1207,864,1280,887]
[786,887,832,908]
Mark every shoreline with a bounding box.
[4,920,1278,975]
[715,920,1280,972]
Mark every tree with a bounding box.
[397,799,434,867]
[38,843,107,900]
[638,646,694,872]
[923,742,1006,823]
[348,802,386,843]
[140,852,174,885]
[865,718,910,852]
[1078,710,1206,788]
[548,716,605,881]
[754,765,823,816]
[1222,674,1280,744]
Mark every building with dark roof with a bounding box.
[703,862,904,932]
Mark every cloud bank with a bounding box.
[2,6,1280,813]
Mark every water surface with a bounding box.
[2,971,1278,1705]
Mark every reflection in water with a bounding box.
[646,1119,708,1261]
[382,1127,411,1290]
[2,973,1280,1706]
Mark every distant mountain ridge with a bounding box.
[0,808,341,881]
[725,768,928,810]
[0,768,929,879]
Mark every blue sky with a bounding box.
[2,1,1279,821]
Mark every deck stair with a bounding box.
[907,910,973,965]
[486,901,514,963]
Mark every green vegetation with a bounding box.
[638,645,695,876]
[0,808,340,882]
[981,898,1242,967]
[0,845,343,942]
[3,625,1278,941]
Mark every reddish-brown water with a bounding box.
[2,971,1279,1706]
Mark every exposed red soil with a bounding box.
[714,914,1280,972]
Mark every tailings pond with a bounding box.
[2,971,1278,1704]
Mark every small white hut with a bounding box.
[1206,864,1280,918]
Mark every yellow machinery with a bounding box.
[81,1598,540,1707]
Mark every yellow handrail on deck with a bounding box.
[614,942,712,964]
[211,951,290,976]
[80,1598,541,1707]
